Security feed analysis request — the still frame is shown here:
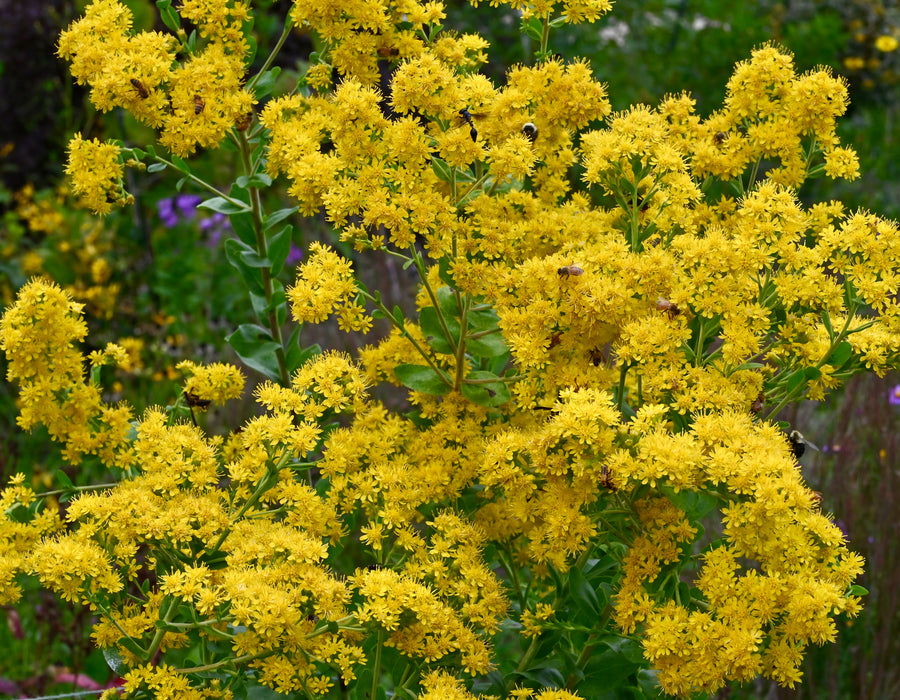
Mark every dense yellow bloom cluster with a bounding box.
[65,134,131,215]
[177,359,246,405]
[8,0,894,697]
[58,0,253,158]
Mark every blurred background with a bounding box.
[0,0,897,697]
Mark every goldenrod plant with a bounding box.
[1,0,894,697]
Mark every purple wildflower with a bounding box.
[175,194,202,217]
[286,242,304,266]
[890,384,900,406]
[156,197,179,228]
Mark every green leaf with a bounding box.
[54,470,74,490]
[467,305,500,331]
[156,0,180,33]
[460,370,510,407]
[224,238,266,294]
[197,196,250,215]
[663,487,718,520]
[263,207,299,230]
[235,173,274,189]
[420,306,459,354]
[229,212,257,247]
[394,364,451,395]
[467,331,508,358]
[147,162,166,174]
[226,324,283,382]
[268,224,294,276]
[287,336,320,375]
[829,340,853,369]
[570,566,601,617]
[170,155,191,174]
[435,286,460,317]
[252,66,282,98]
[431,157,454,182]
[520,15,544,41]
[849,584,869,597]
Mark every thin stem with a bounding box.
[453,292,469,390]
[539,14,551,57]
[412,246,457,353]
[147,154,248,209]
[497,544,527,611]
[359,288,454,386]
[34,482,118,498]
[246,20,293,94]
[180,650,276,674]
[371,630,384,700]
[236,130,291,388]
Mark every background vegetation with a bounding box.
[0,0,897,697]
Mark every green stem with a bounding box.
[208,459,282,555]
[615,361,629,415]
[34,482,118,498]
[412,246,458,353]
[358,288,454,386]
[236,130,291,388]
[144,595,178,661]
[453,292,469,390]
[765,306,858,421]
[497,544,527,611]
[180,650,276,674]
[246,19,293,94]
[371,630,384,700]
[539,14,551,58]
[504,636,541,696]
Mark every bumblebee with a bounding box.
[458,108,478,142]
[377,46,399,57]
[557,265,584,277]
[193,94,205,115]
[713,131,728,144]
[521,122,538,143]
[130,78,150,99]
[788,430,819,459]
[185,391,212,409]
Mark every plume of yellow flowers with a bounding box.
[4,0,895,698]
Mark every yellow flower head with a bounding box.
[875,35,899,52]
[177,360,246,405]
[65,134,130,215]
[288,243,358,325]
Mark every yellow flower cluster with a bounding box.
[288,0,486,89]
[0,279,134,466]
[7,0,891,696]
[65,134,130,215]
[610,412,863,694]
[177,359,245,405]
[58,0,253,158]
[662,45,857,186]
[287,243,370,332]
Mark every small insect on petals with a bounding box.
[130,78,150,99]
[522,122,538,142]
[558,265,584,277]
[193,94,205,115]
[750,392,765,414]
[656,298,681,318]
